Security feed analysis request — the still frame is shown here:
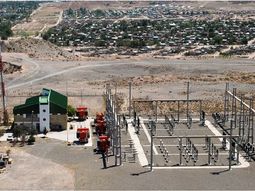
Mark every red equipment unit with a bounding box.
[76,128,90,143]
[96,120,106,135]
[98,135,110,153]
[96,112,104,121]
[76,107,88,121]
[94,112,106,135]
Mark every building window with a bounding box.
[43,118,46,121]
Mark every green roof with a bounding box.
[13,88,67,115]
[49,89,67,114]
[13,96,39,114]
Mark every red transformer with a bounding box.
[96,120,106,135]
[76,107,88,121]
[97,135,110,153]
[76,128,90,143]
[95,112,106,135]
[95,112,104,121]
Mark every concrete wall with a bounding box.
[14,114,67,132]
[14,115,39,123]
[50,114,67,130]
[13,115,40,132]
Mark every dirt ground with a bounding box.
[12,3,63,36]
[1,52,255,118]
[0,146,74,190]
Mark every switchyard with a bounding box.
[100,82,255,172]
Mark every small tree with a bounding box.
[212,35,223,45]
[12,126,23,138]
[241,37,248,45]
[0,129,4,137]
[27,135,35,144]
[67,105,76,117]
[0,21,13,40]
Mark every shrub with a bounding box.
[67,105,76,116]
[0,129,5,137]
[27,135,35,144]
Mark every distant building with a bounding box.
[13,88,67,133]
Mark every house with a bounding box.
[13,88,67,133]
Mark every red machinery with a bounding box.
[96,120,106,135]
[76,128,90,143]
[95,112,106,135]
[76,107,88,121]
[97,135,110,153]
[95,112,104,121]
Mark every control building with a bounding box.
[13,88,67,133]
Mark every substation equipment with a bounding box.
[94,84,122,168]
[131,82,254,171]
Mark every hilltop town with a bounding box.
[0,1,255,60]
[42,2,255,59]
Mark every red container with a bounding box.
[77,128,90,142]
[76,107,88,121]
[98,135,110,152]
[96,112,104,120]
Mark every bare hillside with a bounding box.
[5,38,76,61]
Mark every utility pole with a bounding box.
[31,110,34,129]
[229,119,233,170]
[150,119,153,172]
[129,81,132,118]
[186,81,190,120]
[65,81,68,96]
[0,45,8,125]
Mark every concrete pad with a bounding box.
[38,118,94,146]
[0,133,13,142]
[140,118,158,154]
[135,118,250,169]
[127,119,148,167]
[205,120,250,169]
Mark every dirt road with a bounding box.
[2,53,255,115]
